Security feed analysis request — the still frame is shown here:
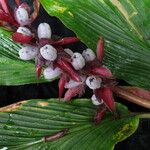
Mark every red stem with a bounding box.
[113,86,150,109]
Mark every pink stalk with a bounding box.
[88,66,113,78]
[96,37,104,62]
[0,0,10,14]
[64,85,83,101]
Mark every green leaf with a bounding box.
[0,57,47,85]
[0,99,139,150]
[41,0,150,90]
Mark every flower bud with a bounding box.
[15,7,30,25]
[86,76,102,89]
[43,67,62,80]
[64,48,74,56]
[19,45,38,60]
[71,52,85,70]
[82,48,96,62]
[17,27,32,36]
[91,94,103,105]
[40,44,57,61]
[38,23,52,39]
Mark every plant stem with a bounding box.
[113,86,150,109]
[138,113,150,119]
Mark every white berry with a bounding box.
[17,27,32,36]
[71,52,85,70]
[43,67,62,80]
[64,48,74,56]
[82,48,96,62]
[40,44,57,61]
[86,76,102,89]
[19,45,38,60]
[15,7,29,25]
[91,94,103,106]
[38,23,52,39]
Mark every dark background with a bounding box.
[0,1,150,150]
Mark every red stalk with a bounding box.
[56,58,81,82]
[12,32,34,44]
[96,37,104,62]
[36,64,42,80]
[58,74,67,98]
[52,37,80,46]
[94,107,106,124]
[95,87,116,112]
[15,0,20,6]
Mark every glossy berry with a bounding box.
[86,76,102,90]
[15,7,29,25]
[19,45,38,60]
[43,67,62,80]
[71,52,85,70]
[40,44,57,61]
[82,48,96,62]
[17,27,32,36]
[37,23,51,39]
[91,94,103,105]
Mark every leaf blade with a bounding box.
[41,0,150,89]
[0,99,139,150]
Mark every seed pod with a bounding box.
[91,94,103,106]
[17,27,32,36]
[38,23,51,39]
[86,76,102,90]
[40,44,57,61]
[15,7,30,25]
[71,52,85,70]
[19,45,38,60]
[64,48,74,56]
[43,67,62,80]
[82,48,96,62]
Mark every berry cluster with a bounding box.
[0,1,116,123]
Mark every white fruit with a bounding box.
[40,44,57,61]
[86,76,102,90]
[38,23,52,39]
[19,45,38,60]
[82,48,96,62]
[65,76,86,89]
[71,52,85,70]
[43,67,62,80]
[64,48,74,56]
[91,94,103,106]
[17,27,32,36]
[15,7,29,25]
